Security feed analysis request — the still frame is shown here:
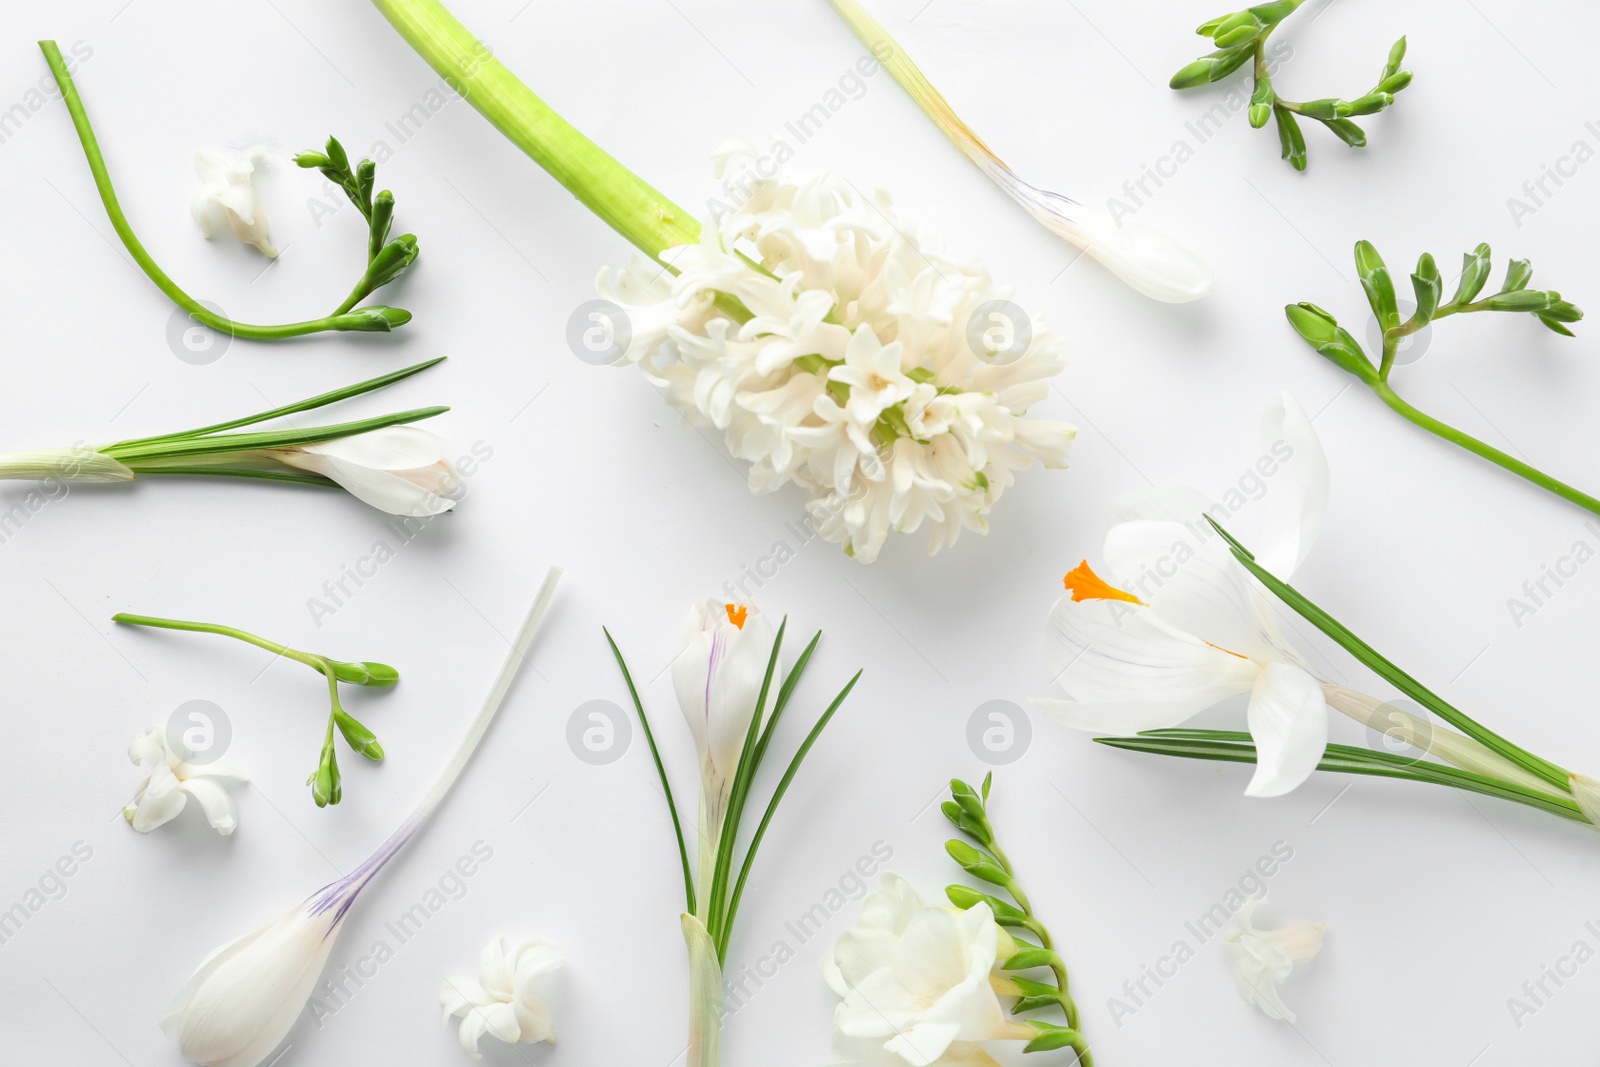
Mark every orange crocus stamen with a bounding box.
[725,604,749,630]
[1062,561,1144,606]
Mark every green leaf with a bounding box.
[105,407,449,464]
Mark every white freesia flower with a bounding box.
[1220,895,1326,1022]
[440,935,563,1059]
[672,600,776,824]
[123,726,247,835]
[824,873,1032,1067]
[162,891,349,1066]
[598,146,1076,563]
[1034,393,1335,797]
[269,426,460,516]
[191,147,278,258]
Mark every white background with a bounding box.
[1,0,1598,1064]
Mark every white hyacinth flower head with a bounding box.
[598,145,1076,563]
[440,935,563,1059]
[191,146,279,258]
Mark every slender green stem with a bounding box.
[1369,380,1600,515]
[112,613,325,672]
[985,835,1084,1040]
[38,40,402,340]
[605,628,696,917]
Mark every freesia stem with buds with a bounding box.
[113,613,397,807]
[823,0,1211,303]
[1170,5,1412,170]
[39,41,418,338]
[161,567,561,1067]
[944,774,1093,1062]
[1286,240,1596,514]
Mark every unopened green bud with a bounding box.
[1487,289,1559,313]
[1249,77,1274,128]
[1382,36,1407,80]
[369,191,396,258]
[335,710,384,761]
[324,136,351,174]
[294,150,331,169]
[1170,46,1253,89]
[310,746,341,807]
[1285,303,1377,382]
[1213,23,1262,48]
[334,305,412,332]
[1024,1024,1084,1054]
[1412,253,1442,322]
[1376,71,1412,94]
[365,235,420,290]
[1355,240,1399,330]
[1297,98,1349,120]
[1451,243,1493,306]
[944,840,1010,887]
[1324,118,1367,147]
[944,884,1026,924]
[1502,258,1532,292]
[1346,92,1393,116]
[329,659,400,686]
[1005,946,1060,970]
[1275,108,1307,171]
[1195,13,1229,36]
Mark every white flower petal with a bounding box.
[1255,392,1329,579]
[1244,664,1329,798]
[179,778,240,835]
[1221,896,1326,1022]
[1041,597,1259,732]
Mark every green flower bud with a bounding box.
[1170,47,1253,89]
[944,885,1027,925]
[1297,98,1349,121]
[324,136,351,174]
[1213,23,1262,48]
[1412,252,1442,322]
[1195,13,1230,36]
[365,235,420,290]
[1355,240,1400,331]
[1285,303,1377,382]
[335,710,384,761]
[1382,36,1407,81]
[1487,289,1560,313]
[1274,108,1307,171]
[1005,946,1060,970]
[1502,258,1532,292]
[944,840,1010,887]
[294,150,331,169]
[369,191,396,258]
[1541,299,1584,324]
[1346,92,1393,116]
[1323,118,1367,147]
[334,306,413,332]
[1249,77,1274,128]
[1451,243,1493,306]
[1376,71,1413,94]
[1538,313,1579,337]
[1024,1025,1084,1054]
[310,746,341,807]
[329,659,400,686]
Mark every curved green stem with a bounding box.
[1371,381,1600,515]
[38,40,401,340]
[111,613,325,672]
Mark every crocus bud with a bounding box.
[162,897,347,1067]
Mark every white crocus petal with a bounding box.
[980,161,1212,303]
[1244,663,1329,798]
[274,426,457,517]
[1037,597,1259,732]
[162,901,345,1067]
[1255,392,1330,579]
[1221,896,1326,1022]
[1105,483,1214,531]
[1102,519,1291,666]
[1570,775,1600,827]
[191,147,278,258]
[440,936,563,1058]
[670,600,776,818]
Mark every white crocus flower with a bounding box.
[599,147,1076,563]
[191,147,278,258]
[269,426,459,516]
[123,726,247,835]
[672,600,776,832]
[825,873,1032,1067]
[1034,393,1336,797]
[162,892,350,1066]
[440,936,563,1059]
[1221,896,1327,1022]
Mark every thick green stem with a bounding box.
[366,0,699,262]
[1370,381,1600,515]
[38,41,396,339]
